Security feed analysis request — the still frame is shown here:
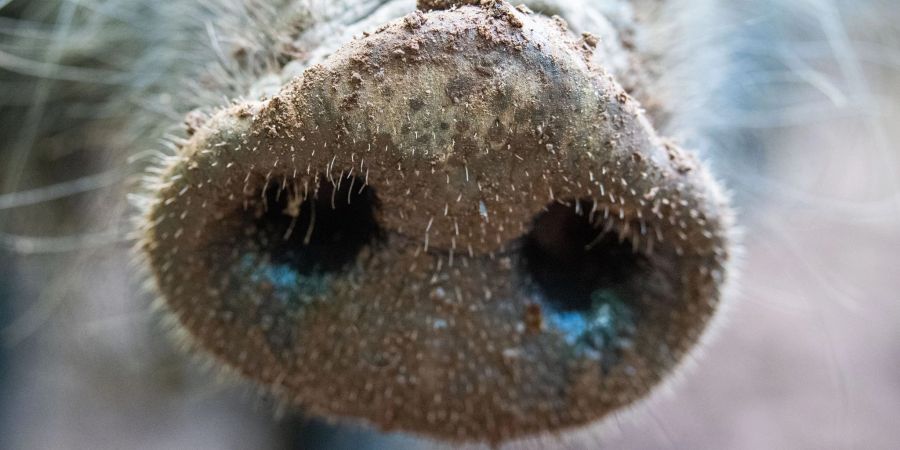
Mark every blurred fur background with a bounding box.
[1,0,898,448]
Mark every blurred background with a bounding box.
[1,0,898,448]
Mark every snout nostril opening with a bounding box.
[521,199,648,366]
[521,201,642,313]
[253,174,380,275]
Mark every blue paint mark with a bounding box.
[544,288,637,366]
[237,254,332,309]
[248,259,301,288]
[546,310,588,345]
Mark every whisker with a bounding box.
[0,228,130,254]
[0,49,131,84]
[0,170,123,210]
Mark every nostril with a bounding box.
[521,199,645,367]
[521,200,642,313]
[245,175,380,275]
[203,174,381,351]
[204,173,381,312]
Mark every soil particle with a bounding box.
[582,32,600,48]
[417,0,482,11]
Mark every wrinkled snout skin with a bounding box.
[141,1,732,444]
